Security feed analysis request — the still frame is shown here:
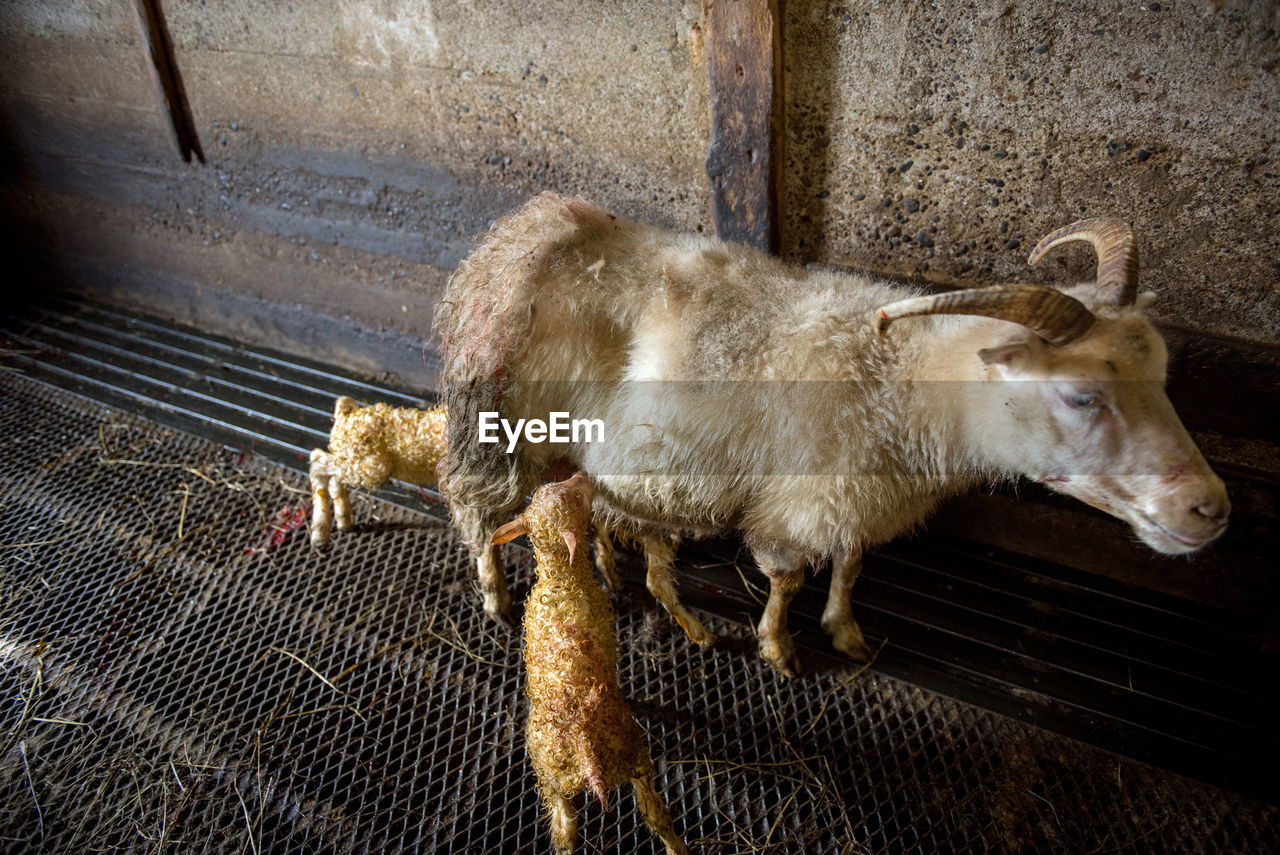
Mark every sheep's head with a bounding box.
[491,471,594,564]
[877,219,1230,555]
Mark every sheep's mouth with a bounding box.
[1131,511,1225,554]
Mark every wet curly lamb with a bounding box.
[492,472,688,855]
[308,396,448,546]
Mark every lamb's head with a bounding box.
[491,471,594,564]
[877,219,1230,555]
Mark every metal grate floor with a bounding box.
[1,365,1277,852]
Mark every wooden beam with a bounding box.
[703,0,781,253]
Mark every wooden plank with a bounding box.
[129,0,204,164]
[703,0,781,253]
[1161,324,1280,444]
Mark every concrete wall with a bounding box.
[0,0,710,385]
[0,0,1276,389]
[784,0,1279,341]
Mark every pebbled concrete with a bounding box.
[783,0,1279,342]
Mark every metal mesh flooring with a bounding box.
[1,372,1277,853]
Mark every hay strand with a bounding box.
[268,647,348,697]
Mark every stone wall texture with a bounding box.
[784,0,1278,342]
[0,0,1276,385]
[0,0,711,383]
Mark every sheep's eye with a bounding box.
[1064,391,1102,409]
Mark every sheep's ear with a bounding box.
[978,341,1032,369]
[491,516,528,545]
[561,530,580,565]
[334,396,360,418]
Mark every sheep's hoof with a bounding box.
[309,530,330,549]
[482,590,517,630]
[758,634,801,678]
[598,564,624,594]
[822,615,871,662]
[835,636,873,663]
[674,613,717,648]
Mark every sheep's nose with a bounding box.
[1188,478,1231,527]
[1192,501,1230,527]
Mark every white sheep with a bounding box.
[308,396,447,546]
[437,194,1229,675]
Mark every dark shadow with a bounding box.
[131,0,205,164]
[0,101,58,321]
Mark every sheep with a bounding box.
[308,397,626,593]
[437,193,1230,676]
[308,396,448,546]
[491,472,688,855]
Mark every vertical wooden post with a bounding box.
[703,0,782,254]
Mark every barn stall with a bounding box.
[0,1,1277,852]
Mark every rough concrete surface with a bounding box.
[0,0,1277,378]
[0,0,711,384]
[784,0,1279,342]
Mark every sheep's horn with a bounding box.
[1028,218,1139,307]
[874,285,1096,346]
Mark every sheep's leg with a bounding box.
[642,535,715,648]
[592,524,622,592]
[477,540,513,626]
[337,458,390,534]
[308,450,334,547]
[631,774,689,855]
[331,477,354,532]
[754,547,806,677]
[821,548,872,661]
[544,789,576,855]
[453,503,515,626]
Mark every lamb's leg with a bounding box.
[308,449,334,547]
[544,790,577,855]
[631,773,689,855]
[331,476,354,533]
[754,546,806,677]
[592,523,622,592]
[453,503,515,626]
[821,548,872,660]
[642,535,715,648]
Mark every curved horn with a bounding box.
[874,285,1096,347]
[1028,218,1139,306]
